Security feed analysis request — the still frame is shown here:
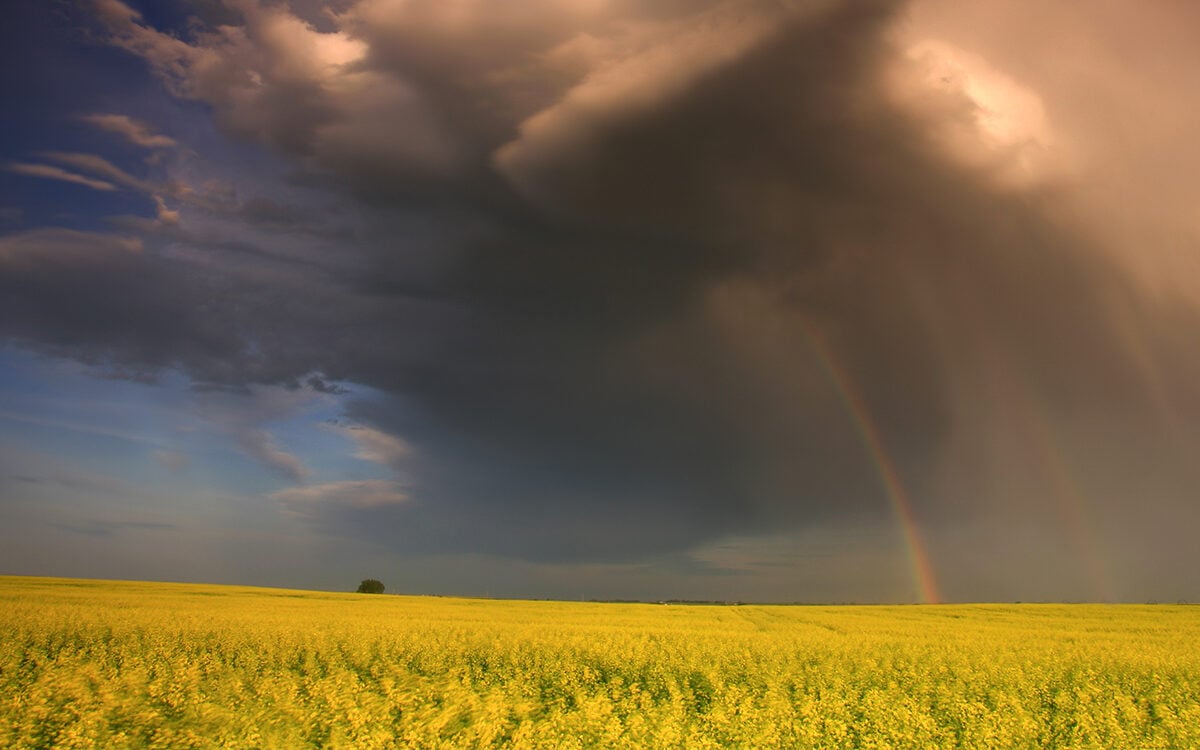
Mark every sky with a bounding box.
[2,0,1199,603]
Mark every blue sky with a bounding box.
[3,0,1200,602]
[0,345,367,583]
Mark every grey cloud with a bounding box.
[0,458,156,504]
[305,374,348,395]
[50,519,176,538]
[1,228,245,381]
[153,449,190,473]
[0,223,443,388]
[237,196,308,226]
[0,207,23,226]
[335,0,1200,577]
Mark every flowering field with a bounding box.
[2,576,1197,749]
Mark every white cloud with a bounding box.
[236,428,310,482]
[192,384,319,482]
[327,423,410,466]
[273,479,408,512]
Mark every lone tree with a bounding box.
[356,579,385,594]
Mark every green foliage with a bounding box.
[2,575,1199,749]
[356,579,385,594]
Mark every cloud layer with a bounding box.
[4,0,1200,599]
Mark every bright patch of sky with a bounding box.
[0,346,386,535]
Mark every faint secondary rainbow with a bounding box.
[1022,411,1115,602]
[988,359,1115,602]
[800,321,942,605]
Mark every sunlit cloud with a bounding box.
[885,38,1062,188]
[81,113,177,149]
[0,229,143,264]
[40,151,156,194]
[273,479,408,512]
[6,162,118,191]
[327,423,410,467]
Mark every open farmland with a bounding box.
[2,576,1198,749]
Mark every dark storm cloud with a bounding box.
[5,0,1200,595]
[0,223,454,419]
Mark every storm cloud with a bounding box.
[3,0,1200,600]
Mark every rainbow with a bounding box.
[801,321,942,605]
[988,361,1115,602]
[1023,413,1115,602]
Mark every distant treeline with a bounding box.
[587,599,748,606]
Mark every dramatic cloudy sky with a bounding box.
[3,0,1199,602]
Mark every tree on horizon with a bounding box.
[356,579,385,594]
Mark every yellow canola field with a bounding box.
[2,576,1198,749]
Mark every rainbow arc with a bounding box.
[801,321,941,605]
